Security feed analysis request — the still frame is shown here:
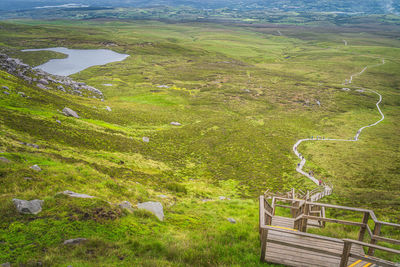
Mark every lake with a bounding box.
[21,47,129,76]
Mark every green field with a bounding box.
[0,18,399,266]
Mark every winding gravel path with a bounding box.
[293,59,386,201]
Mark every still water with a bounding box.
[22,47,129,76]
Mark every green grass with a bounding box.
[0,17,399,265]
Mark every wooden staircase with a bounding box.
[259,190,400,267]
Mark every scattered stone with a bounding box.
[105,106,112,112]
[119,201,133,212]
[30,164,41,171]
[316,100,321,107]
[157,85,170,88]
[157,194,167,198]
[243,89,251,93]
[63,238,87,245]
[61,190,94,199]
[170,122,181,126]
[142,137,150,143]
[1,263,11,267]
[201,199,211,202]
[17,92,26,97]
[12,199,43,214]
[137,201,164,221]
[24,177,33,181]
[37,83,49,90]
[62,107,79,118]
[219,196,226,200]
[227,218,236,224]
[57,85,65,91]
[38,78,49,85]
[56,120,61,124]
[3,91,9,95]
[356,89,365,93]
[26,143,39,149]
[0,157,10,163]
[2,86,9,90]
[103,84,113,86]
[342,88,351,91]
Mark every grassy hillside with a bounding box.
[0,19,399,265]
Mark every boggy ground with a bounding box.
[0,19,399,266]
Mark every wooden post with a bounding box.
[368,222,382,256]
[340,240,352,267]
[260,228,269,262]
[358,212,370,241]
[301,203,310,232]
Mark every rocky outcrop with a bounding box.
[0,53,103,99]
[137,201,164,221]
[13,199,43,214]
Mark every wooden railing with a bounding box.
[259,195,400,265]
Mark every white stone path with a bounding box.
[293,59,386,201]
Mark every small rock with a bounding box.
[342,88,351,91]
[316,100,321,107]
[142,137,150,143]
[3,91,9,95]
[0,157,11,163]
[356,89,365,93]
[62,107,79,118]
[202,199,211,202]
[24,177,33,181]
[26,143,39,149]
[170,122,181,126]
[30,164,41,171]
[119,201,133,212]
[157,194,167,198]
[13,199,43,214]
[2,86,9,90]
[57,85,65,92]
[63,238,87,245]
[38,79,49,85]
[103,84,113,86]
[227,218,236,224]
[56,120,61,124]
[61,190,94,199]
[137,201,164,221]
[219,196,226,200]
[17,92,26,97]
[1,263,11,267]
[37,83,49,90]
[105,106,112,112]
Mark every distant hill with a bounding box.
[1,0,399,14]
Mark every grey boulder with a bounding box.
[13,199,43,214]
[142,137,150,143]
[137,201,164,221]
[63,238,87,245]
[170,122,182,126]
[63,108,79,119]
[61,190,94,199]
